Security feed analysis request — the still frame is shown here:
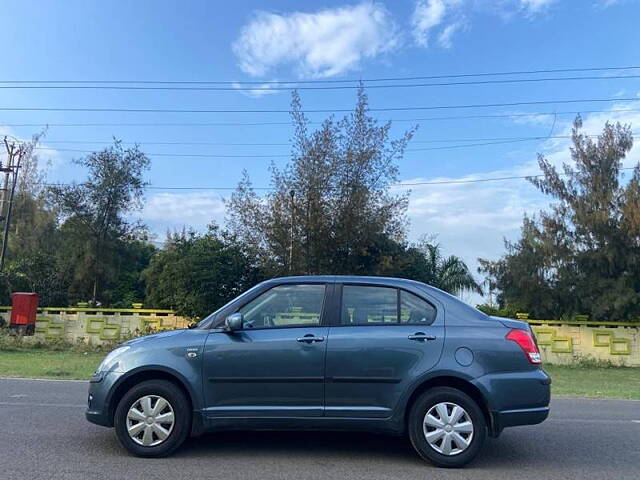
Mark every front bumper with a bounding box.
[85,371,124,428]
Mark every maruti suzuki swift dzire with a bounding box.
[86,276,550,468]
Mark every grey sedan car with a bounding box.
[86,276,550,467]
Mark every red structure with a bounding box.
[10,292,39,335]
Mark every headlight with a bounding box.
[96,346,130,373]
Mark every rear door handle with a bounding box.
[297,334,325,343]
[408,332,436,342]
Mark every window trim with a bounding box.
[333,283,438,327]
[229,282,330,331]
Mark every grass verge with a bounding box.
[0,350,638,400]
[0,350,103,380]
[544,364,640,400]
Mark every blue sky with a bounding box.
[1,0,640,301]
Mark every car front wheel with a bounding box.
[408,386,487,468]
[114,379,191,457]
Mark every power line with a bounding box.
[1,74,639,91]
[2,65,640,85]
[45,140,292,146]
[3,97,640,114]
[39,133,636,148]
[40,166,639,192]
[397,167,638,186]
[36,147,289,158]
[4,108,640,127]
[33,132,637,157]
[29,138,562,158]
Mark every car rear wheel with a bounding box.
[408,387,486,468]
[114,380,191,457]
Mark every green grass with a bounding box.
[0,350,639,399]
[0,350,104,380]
[545,364,640,400]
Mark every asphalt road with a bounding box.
[0,378,638,480]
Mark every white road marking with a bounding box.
[0,402,85,408]
[549,419,640,425]
[0,377,87,383]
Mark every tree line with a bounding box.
[479,117,640,322]
[3,89,638,322]
[1,88,480,318]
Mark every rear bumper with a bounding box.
[493,406,549,431]
[472,368,551,435]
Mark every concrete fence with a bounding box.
[527,319,640,366]
[1,306,639,365]
[0,306,191,345]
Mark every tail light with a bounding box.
[506,328,541,364]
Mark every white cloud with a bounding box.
[142,192,226,233]
[437,20,465,48]
[412,0,448,47]
[508,112,558,126]
[231,81,281,98]
[596,0,623,7]
[233,2,399,78]
[518,0,556,14]
[411,0,556,48]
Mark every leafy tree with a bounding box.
[480,117,640,321]
[143,225,263,318]
[409,240,482,295]
[370,237,481,296]
[478,217,566,318]
[227,87,415,276]
[0,131,70,305]
[48,141,150,304]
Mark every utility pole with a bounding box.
[289,190,295,274]
[0,137,24,272]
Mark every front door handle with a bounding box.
[297,334,325,343]
[408,332,436,342]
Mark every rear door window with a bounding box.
[400,290,436,325]
[340,285,398,325]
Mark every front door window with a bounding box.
[238,284,326,329]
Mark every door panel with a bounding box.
[202,282,331,418]
[324,325,444,417]
[203,327,329,417]
[324,284,444,418]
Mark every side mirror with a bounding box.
[224,313,243,332]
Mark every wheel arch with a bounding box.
[403,374,497,437]
[106,366,196,428]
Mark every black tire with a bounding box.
[408,387,487,468]
[114,380,191,458]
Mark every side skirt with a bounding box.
[200,415,405,435]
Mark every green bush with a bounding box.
[0,327,143,353]
[476,304,523,318]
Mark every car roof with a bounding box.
[262,275,436,292]
[260,275,488,322]
[263,275,481,309]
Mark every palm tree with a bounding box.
[416,241,482,297]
